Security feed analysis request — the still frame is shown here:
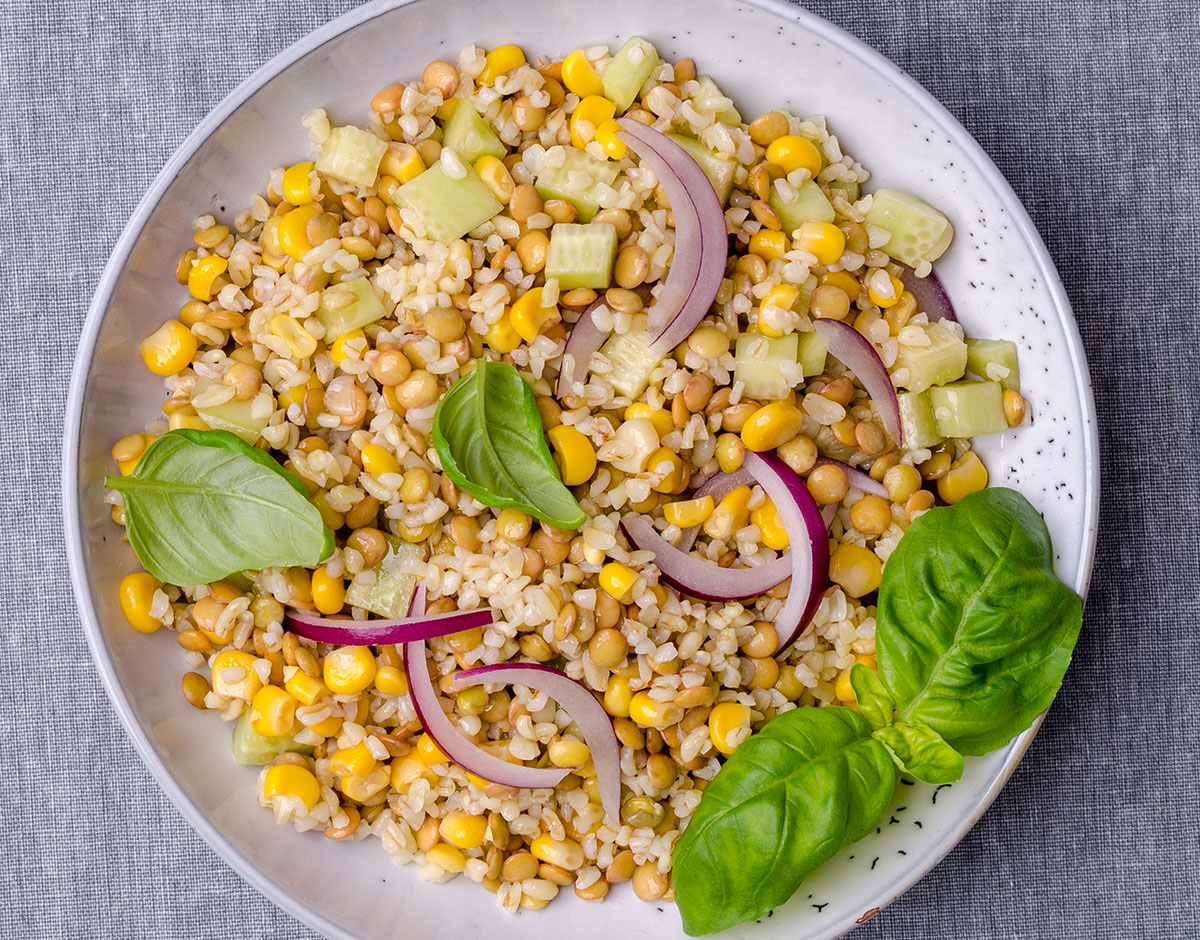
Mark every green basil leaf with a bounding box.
[432,359,585,529]
[849,663,894,731]
[873,720,964,784]
[672,707,895,936]
[877,487,1083,755]
[105,429,334,586]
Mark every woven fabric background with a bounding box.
[2,0,1196,937]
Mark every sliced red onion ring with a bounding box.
[899,265,956,322]
[450,663,621,822]
[812,318,903,446]
[739,452,830,652]
[403,639,568,792]
[555,298,610,399]
[617,119,727,353]
[814,457,889,499]
[284,589,493,646]
[621,514,791,600]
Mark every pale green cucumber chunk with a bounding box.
[193,382,269,445]
[535,148,619,222]
[599,313,660,399]
[692,76,742,126]
[316,276,386,341]
[393,163,502,243]
[545,222,618,289]
[896,390,944,450]
[829,179,861,203]
[893,322,968,393]
[965,338,1021,391]
[864,188,954,267]
[796,329,828,377]
[315,125,388,190]
[734,333,800,401]
[769,179,836,234]
[442,101,507,165]
[231,711,313,766]
[930,380,1008,438]
[667,133,736,205]
[345,535,422,619]
[601,37,660,112]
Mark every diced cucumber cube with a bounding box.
[769,179,836,235]
[896,390,944,450]
[393,163,502,243]
[930,380,1008,438]
[864,188,954,268]
[734,333,800,401]
[345,535,421,619]
[692,76,742,126]
[829,179,861,203]
[545,222,618,290]
[599,313,661,399]
[315,125,388,190]
[442,101,507,165]
[601,37,660,112]
[667,133,736,205]
[535,148,619,222]
[965,338,1021,391]
[193,382,269,445]
[893,322,968,393]
[231,711,313,766]
[316,276,386,341]
[796,329,828,377]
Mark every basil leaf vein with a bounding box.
[432,360,584,529]
[105,429,334,586]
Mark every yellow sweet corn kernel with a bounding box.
[249,685,297,737]
[141,320,198,376]
[866,270,905,308]
[310,568,345,616]
[547,739,591,768]
[307,712,344,739]
[322,645,377,695]
[765,134,822,176]
[561,49,605,97]
[821,269,861,299]
[284,670,329,706]
[703,484,754,538]
[386,143,426,183]
[594,119,627,160]
[751,497,790,550]
[570,95,617,150]
[628,691,684,729]
[167,411,209,432]
[262,763,322,810]
[749,229,789,261]
[211,649,262,701]
[439,811,489,850]
[416,731,449,765]
[708,701,751,755]
[509,286,559,342]
[186,255,228,302]
[646,447,685,494]
[340,766,390,802]
[270,314,318,359]
[118,572,162,633]
[795,220,847,266]
[329,328,365,366]
[663,495,715,529]
[360,443,401,478]
[937,451,989,504]
[740,402,804,453]
[547,424,596,486]
[835,667,857,703]
[374,665,408,696]
[473,154,515,202]
[598,562,638,603]
[485,314,522,353]
[757,284,800,337]
[478,44,526,84]
[829,543,884,598]
[624,403,674,438]
[390,756,436,792]
[281,161,316,205]
[425,843,467,874]
[603,676,633,718]
[329,741,378,779]
[276,204,322,261]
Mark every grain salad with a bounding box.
[104,36,1034,919]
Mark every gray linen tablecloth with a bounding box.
[2,0,1196,937]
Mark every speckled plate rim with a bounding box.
[62,1,1100,938]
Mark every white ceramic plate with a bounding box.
[63,0,1099,937]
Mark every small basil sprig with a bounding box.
[673,707,895,936]
[432,359,585,529]
[673,488,1083,935]
[106,429,333,586]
